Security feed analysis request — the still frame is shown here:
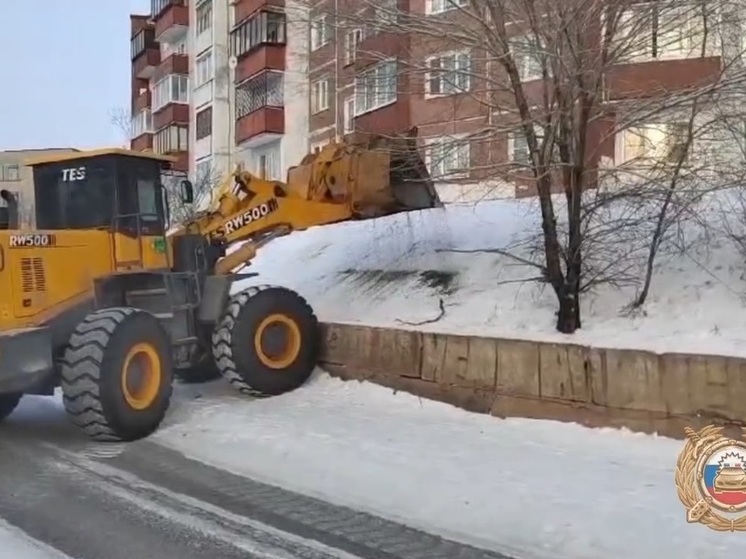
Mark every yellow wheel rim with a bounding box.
[121,342,162,410]
[253,313,302,369]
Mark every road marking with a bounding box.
[44,443,366,559]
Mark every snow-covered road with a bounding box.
[150,372,734,559]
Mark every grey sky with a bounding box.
[0,0,151,151]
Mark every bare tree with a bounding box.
[302,0,746,333]
[107,107,223,226]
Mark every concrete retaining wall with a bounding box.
[319,323,746,439]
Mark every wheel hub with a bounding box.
[253,314,302,369]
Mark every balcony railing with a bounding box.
[235,71,284,119]
[151,0,185,19]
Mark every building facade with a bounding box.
[130,1,190,173]
[129,0,309,188]
[306,0,734,200]
[0,148,79,228]
[130,0,739,202]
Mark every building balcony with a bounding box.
[152,53,189,83]
[153,0,188,43]
[236,108,284,146]
[132,89,152,113]
[234,0,284,26]
[234,71,284,146]
[153,102,189,129]
[234,45,285,83]
[606,56,722,100]
[131,133,154,152]
[133,46,161,80]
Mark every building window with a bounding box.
[374,0,398,26]
[343,96,355,133]
[130,109,153,139]
[0,164,20,182]
[621,123,689,165]
[196,106,213,140]
[344,29,363,65]
[196,0,213,35]
[311,15,331,51]
[235,71,284,119]
[154,124,189,154]
[253,143,281,180]
[152,74,189,112]
[425,0,467,15]
[311,79,329,114]
[231,11,286,59]
[131,28,155,59]
[426,51,471,96]
[508,124,559,164]
[355,59,397,115]
[151,0,184,18]
[195,49,213,88]
[614,4,709,62]
[195,158,213,185]
[509,37,543,81]
[426,136,471,179]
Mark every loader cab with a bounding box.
[29,149,173,236]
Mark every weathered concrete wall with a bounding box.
[319,323,746,439]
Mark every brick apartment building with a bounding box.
[129,0,735,200]
[130,1,190,173]
[307,0,730,198]
[129,0,308,185]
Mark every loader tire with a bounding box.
[0,393,21,423]
[60,307,174,442]
[212,285,319,397]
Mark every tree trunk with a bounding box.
[556,287,581,333]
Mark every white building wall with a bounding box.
[230,0,309,181]
[189,0,306,184]
[188,0,232,182]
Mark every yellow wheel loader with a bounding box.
[0,128,441,442]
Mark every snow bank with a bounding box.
[153,372,738,559]
[0,518,72,559]
[235,190,746,358]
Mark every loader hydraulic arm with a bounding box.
[176,165,354,274]
[171,129,442,275]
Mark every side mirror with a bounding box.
[180,179,194,204]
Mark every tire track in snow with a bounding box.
[44,442,367,559]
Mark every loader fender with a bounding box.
[60,307,174,442]
[212,285,319,396]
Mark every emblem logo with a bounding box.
[676,425,746,531]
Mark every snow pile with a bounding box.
[236,190,746,357]
[154,372,739,559]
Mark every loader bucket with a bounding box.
[388,141,443,212]
[356,127,443,212]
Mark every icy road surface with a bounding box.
[0,385,511,559]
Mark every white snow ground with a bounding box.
[152,372,738,559]
[233,191,746,358]
[0,518,71,559]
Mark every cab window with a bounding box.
[34,158,115,230]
